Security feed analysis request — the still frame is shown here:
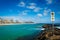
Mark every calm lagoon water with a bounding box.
[0,24,44,40]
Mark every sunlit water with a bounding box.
[0,24,44,40]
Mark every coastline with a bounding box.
[35,24,60,40]
[0,23,36,26]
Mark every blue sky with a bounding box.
[0,0,60,23]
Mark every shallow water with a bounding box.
[0,24,43,40]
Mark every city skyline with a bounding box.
[0,0,60,23]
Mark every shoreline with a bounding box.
[0,23,36,26]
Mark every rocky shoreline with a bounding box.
[35,24,60,40]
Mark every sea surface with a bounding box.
[0,23,44,40]
[0,23,60,40]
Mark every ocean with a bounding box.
[0,23,44,40]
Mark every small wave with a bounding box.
[25,28,45,30]
[57,27,60,29]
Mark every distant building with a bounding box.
[3,19,11,24]
[0,17,34,24]
[0,17,3,24]
[10,19,14,23]
[24,21,34,23]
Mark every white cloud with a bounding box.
[19,10,29,16]
[27,3,42,12]
[48,9,51,12]
[37,14,43,17]
[22,10,29,15]
[1,16,16,21]
[22,12,27,15]
[17,1,25,7]
[43,9,51,16]
[46,0,52,4]
[34,7,42,12]
[27,3,36,9]
[27,5,36,9]
[29,3,36,6]
[43,10,48,16]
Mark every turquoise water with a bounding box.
[0,24,43,40]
